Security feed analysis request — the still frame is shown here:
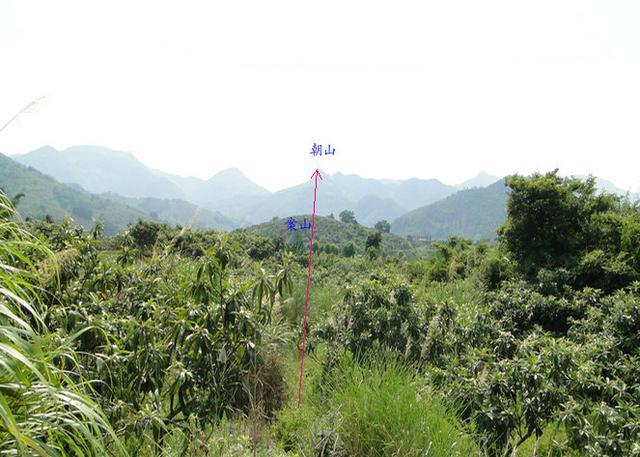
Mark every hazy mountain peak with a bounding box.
[13,145,184,199]
[456,172,501,189]
[14,144,58,157]
[209,167,250,181]
[64,145,137,160]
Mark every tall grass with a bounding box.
[275,348,479,456]
[328,353,479,457]
[0,192,124,456]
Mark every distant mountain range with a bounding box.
[0,153,145,233]
[0,151,244,234]
[12,145,480,227]
[5,144,636,240]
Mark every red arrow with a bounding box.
[297,168,323,407]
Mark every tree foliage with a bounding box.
[339,210,357,224]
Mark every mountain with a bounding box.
[13,146,463,227]
[455,172,501,189]
[583,175,638,198]
[0,153,145,234]
[13,146,273,222]
[391,179,508,240]
[227,173,457,227]
[101,194,238,231]
[13,145,184,199]
[355,195,407,227]
[241,178,354,224]
[166,167,270,206]
[329,173,456,211]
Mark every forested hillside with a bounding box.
[392,179,508,239]
[102,193,238,231]
[0,152,145,233]
[13,145,186,199]
[1,171,638,456]
[240,214,425,257]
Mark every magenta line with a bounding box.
[297,169,322,407]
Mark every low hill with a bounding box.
[0,153,145,234]
[239,215,413,255]
[391,179,508,240]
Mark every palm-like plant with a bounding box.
[0,191,125,456]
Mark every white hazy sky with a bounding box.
[1,0,639,192]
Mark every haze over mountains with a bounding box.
[12,145,496,227]
[0,153,145,233]
[4,145,636,239]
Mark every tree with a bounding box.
[374,220,390,233]
[339,210,357,224]
[365,232,382,250]
[498,171,615,279]
[11,192,25,208]
[342,242,356,257]
[129,219,163,253]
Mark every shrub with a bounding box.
[334,273,419,358]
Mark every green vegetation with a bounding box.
[103,194,238,231]
[0,153,236,233]
[0,152,145,233]
[374,219,391,233]
[239,214,430,258]
[0,170,639,456]
[0,194,123,455]
[338,210,357,224]
[392,178,508,240]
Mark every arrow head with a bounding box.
[310,169,323,181]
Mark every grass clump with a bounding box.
[274,349,479,456]
[330,354,478,457]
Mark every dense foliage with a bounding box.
[392,178,507,240]
[1,171,639,456]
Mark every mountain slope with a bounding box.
[101,194,238,231]
[225,172,455,227]
[355,195,406,227]
[166,168,271,206]
[455,172,501,189]
[389,178,456,210]
[330,172,456,211]
[13,145,185,199]
[13,146,271,205]
[391,179,508,240]
[0,153,145,234]
[13,145,510,229]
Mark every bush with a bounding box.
[489,281,584,336]
[334,273,419,358]
[478,251,512,291]
[341,242,356,258]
